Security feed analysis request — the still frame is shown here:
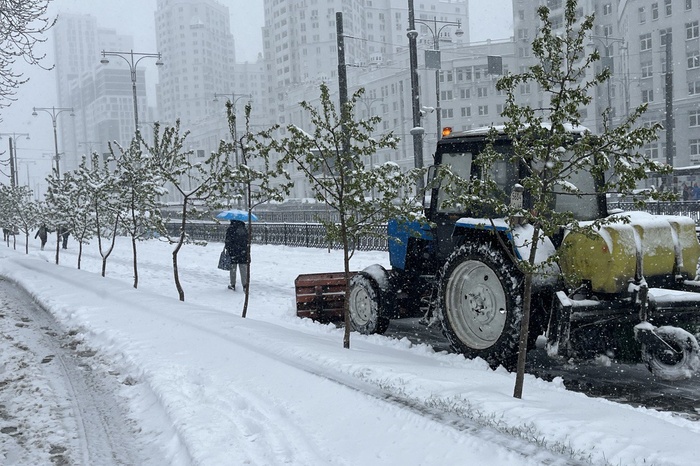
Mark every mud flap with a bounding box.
[546,291,573,359]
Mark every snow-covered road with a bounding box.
[0,279,162,465]
[1,236,700,465]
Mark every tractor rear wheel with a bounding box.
[348,273,390,335]
[641,326,700,381]
[437,242,523,370]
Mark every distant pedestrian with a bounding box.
[59,226,70,249]
[224,220,249,291]
[3,228,10,242]
[35,225,48,250]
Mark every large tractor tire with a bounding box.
[641,326,700,381]
[437,242,524,370]
[348,268,390,335]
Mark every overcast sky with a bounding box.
[1,0,512,188]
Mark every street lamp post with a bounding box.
[32,106,74,177]
[588,33,626,120]
[0,132,30,186]
[213,93,252,167]
[100,50,163,134]
[214,93,252,207]
[413,16,464,141]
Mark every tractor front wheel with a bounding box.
[437,243,523,370]
[348,272,390,335]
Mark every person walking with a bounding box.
[35,225,48,250]
[224,220,249,291]
[59,226,70,249]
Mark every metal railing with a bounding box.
[165,221,389,251]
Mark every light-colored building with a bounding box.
[52,14,143,172]
[618,0,700,171]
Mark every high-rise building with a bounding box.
[155,0,236,128]
[52,14,147,172]
[262,0,468,125]
[512,0,700,176]
[619,0,700,169]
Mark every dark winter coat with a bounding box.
[35,225,48,242]
[224,221,249,263]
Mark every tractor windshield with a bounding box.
[434,146,602,221]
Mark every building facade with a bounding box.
[52,14,153,173]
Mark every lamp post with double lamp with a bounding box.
[213,93,252,168]
[0,132,30,186]
[587,33,626,119]
[413,17,464,141]
[32,106,74,177]
[100,50,163,134]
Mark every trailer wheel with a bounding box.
[641,326,700,381]
[437,242,523,370]
[348,273,389,335]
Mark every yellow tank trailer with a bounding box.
[559,212,700,295]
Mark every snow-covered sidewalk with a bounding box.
[1,237,699,465]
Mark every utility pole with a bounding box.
[665,34,674,190]
[407,0,424,193]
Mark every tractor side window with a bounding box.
[554,166,599,220]
[424,165,437,209]
[437,152,473,213]
[487,157,519,202]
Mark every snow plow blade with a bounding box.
[295,272,356,322]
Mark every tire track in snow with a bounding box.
[0,279,163,466]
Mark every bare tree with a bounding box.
[0,0,55,112]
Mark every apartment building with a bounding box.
[52,14,139,172]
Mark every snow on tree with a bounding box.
[141,120,229,302]
[0,184,40,253]
[209,101,294,317]
[0,0,55,114]
[112,137,167,288]
[436,0,668,398]
[272,83,424,349]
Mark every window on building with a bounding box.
[687,0,693,10]
[660,28,672,46]
[687,21,700,40]
[461,107,471,117]
[547,0,562,9]
[690,110,700,127]
[688,50,700,69]
[603,3,612,15]
[691,139,700,160]
[665,0,672,15]
[520,83,531,94]
[497,104,504,114]
[641,61,653,78]
[441,108,454,118]
[639,6,646,23]
[477,87,488,98]
[640,33,652,51]
[518,10,525,20]
[645,144,660,159]
[689,80,700,94]
[460,88,471,99]
[642,89,654,102]
[652,3,659,19]
[441,90,453,100]
[478,105,488,115]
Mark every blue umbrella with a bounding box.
[216,209,259,222]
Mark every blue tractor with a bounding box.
[345,127,700,379]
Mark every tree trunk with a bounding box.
[132,236,139,289]
[513,226,540,399]
[172,201,188,302]
[55,231,60,265]
[341,215,351,349]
